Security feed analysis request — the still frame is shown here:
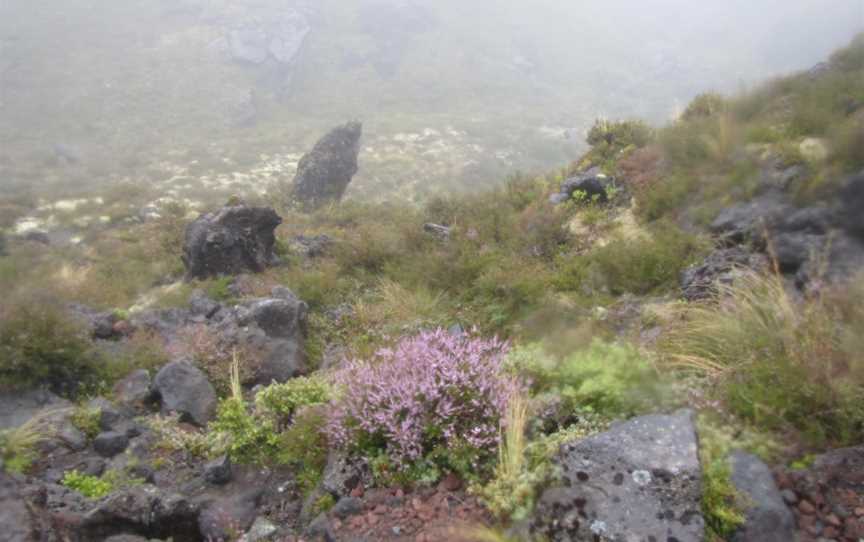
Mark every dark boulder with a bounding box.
[204,455,232,486]
[151,361,217,426]
[423,223,451,241]
[681,247,768,301]
[214,287,308,385]
[290,122,363,209]
[80,486,200,541]
[93,431,130,458]
[729,451,795,542]
[531,410,704,541]
[189,289,222,319]
[838,170,864,239]
[131,287,307,388]
[710,194,792,244]
[549,169,616,205]
[182,204,282,281]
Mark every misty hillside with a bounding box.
[1,0,861,202]
[1,3,864,542]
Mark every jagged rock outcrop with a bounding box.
[80,486,200,541]
[226,9,311,66]
[290,122,363,209]
[681,247,769,301]
[531,409,704,541]
[129,287,307,387]
[686,168,864,296]
[182,204,282,281]
[151,360,217,427]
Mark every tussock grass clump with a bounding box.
[0,418,44,473]
[663,272,864,445]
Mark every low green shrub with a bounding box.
[61,468,144,499]
[255,375,331,427]
[0,299,105,397]
[506,340,664,419]
[211,397,280,464]
[0,422,41,474]
[62,470,114,499]
[275,408,330,496]
[555,223,706,296]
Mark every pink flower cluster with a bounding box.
[326,328,519,466]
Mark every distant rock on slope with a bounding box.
[290,122,363,210]
[182,203,282,281]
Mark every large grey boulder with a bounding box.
[531,410,704,542]
[729,451,795,542]
[213,287,308,385]
[290,122,363,209]
[0,470,41,542]
[182,204,282,281]
[151,361,217,426]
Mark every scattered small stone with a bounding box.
[439,472,462,492]
[332,496,364,519]
[245,516,278,542]
[781,489,798,505]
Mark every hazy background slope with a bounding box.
[1,0,861,202]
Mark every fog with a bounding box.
[0,0,861,201]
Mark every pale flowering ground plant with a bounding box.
[326,328,522,472]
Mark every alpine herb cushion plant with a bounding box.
[326,328,520,476]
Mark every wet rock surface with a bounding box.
[729,451,795,542]
[290,122,363,209]
[182,203,282,281]
[151,360,217,427]
[531,409,704,541]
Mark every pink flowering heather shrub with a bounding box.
[326,328,520,474]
